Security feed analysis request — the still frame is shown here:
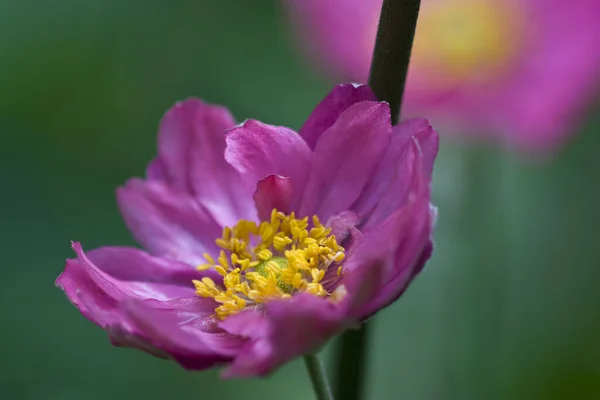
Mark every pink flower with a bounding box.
[56,84,438,377]
[286,0,600,151]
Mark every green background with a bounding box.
[1,1,599,399]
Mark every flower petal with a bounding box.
[56,243,236,370]
[407,119,439,179]
[299,101,391,220]
[152,98,255,226]
[117,178,222,266]
[219,293,347,377]
[366,239,434,316]
[225,120,311,201]
[326,210,359,243]
[56,242,204,323]
[299,83,377,149]
[339,139,435,318]
[340,202,431,319]
[117,298,245,370]
[353,118,439,230]
[357,204,434,319]
[253,175,294,221]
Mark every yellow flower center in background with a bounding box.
[193,210,345,319]
[410,0,522,83]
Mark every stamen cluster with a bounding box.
[193,209,345,319]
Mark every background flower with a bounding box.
[285,0,600,151]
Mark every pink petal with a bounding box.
[118,298,244,370]
[152,98,255,226]
[340,205,416,291]
[366,239,434,317]
[340,143,435,319]
[253,175,294,221]
[299,83,377,149]
[406,119,439,179]
[57,242,204,306]
[326,210,359,243]
[145,157,169,182]
[56,242,202,327]
[225,120,311,205]
[299,101,391,220]
[56,243,236,370]
[117,178,222,266]
[219,293,347,377]
[356,203,433,319]
[353,118,439,230]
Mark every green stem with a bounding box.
[334,1,421,399]
[304,354,334,400]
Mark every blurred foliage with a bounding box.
[0,1,598,399]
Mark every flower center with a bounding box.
[193,209,345,319]
[410,0,523,84]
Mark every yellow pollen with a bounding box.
[193,209,346,319]
[196,263,213,271]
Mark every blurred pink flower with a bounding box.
[286,0,600,151]
[56,84,438,377]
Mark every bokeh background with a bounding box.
[1,1,599,399]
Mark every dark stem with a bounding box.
[304,353,335,400]
[333,325,369,400]
[369,0,421,124]
[334,1,421,399]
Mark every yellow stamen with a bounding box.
[194,209,346,319]
[215,265,228,277]
[203,253,215,264]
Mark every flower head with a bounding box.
[56,84,438,377]
[286,0,600,151]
